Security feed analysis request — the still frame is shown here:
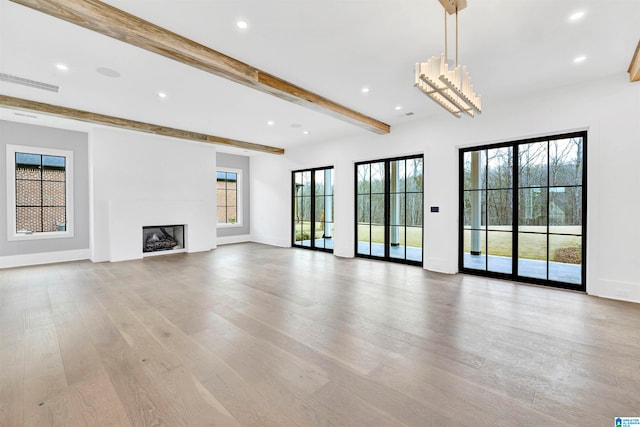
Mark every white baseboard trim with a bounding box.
[217,234,252,246]
[424,257,457,274]
[0,248,90,269]
[588,278,640,304]
[250,234,290,248]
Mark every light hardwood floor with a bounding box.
[1,243,639,426]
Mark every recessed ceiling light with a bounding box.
[394,105,402,111]
[267,120,275,126]
[573,55,587,64]
[56,63,68,71]
[568,11,586,22]
[158,92,167,98]
[236,20,248,29]
[361,87,370,94]
[303,130,310,135]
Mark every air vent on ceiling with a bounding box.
[0,73,60,93]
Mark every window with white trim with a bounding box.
[216,168,242,227]
[6,144,74,240]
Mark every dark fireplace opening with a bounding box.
[143,225,185,253]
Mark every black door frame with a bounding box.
[354,154,424,266]
[291,166,334,253]
[458,131,587,291]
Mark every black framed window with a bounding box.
[459,131,586,291]
[216,169,240,226]
[355,155,423,265]
[292,166,334,252]
[15,152,67,233]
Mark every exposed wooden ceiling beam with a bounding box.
[0,95,285,155]
[629,41,640,83]
[9,0,391,135]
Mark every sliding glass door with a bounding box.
[356,155,423,265]
[292,167,334,251]
[460,132,586,290]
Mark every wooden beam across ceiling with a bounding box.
[0,95,285,155]
[629,41,640,83]
[9,0,391,135]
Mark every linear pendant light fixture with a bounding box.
[415,0,482,118]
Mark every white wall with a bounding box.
[251,73,640,303]
[0,121,91,268]
[90,128,217,262]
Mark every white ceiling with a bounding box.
[0,0,638,155]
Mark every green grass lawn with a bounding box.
[463,226,582,263]
[357,224,422,248]
[296,222,581,264]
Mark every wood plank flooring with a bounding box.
[1,242,640,426]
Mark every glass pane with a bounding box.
[326,169,334,196]
[15,166,40,180]
[371,162,385,194]
[42,155,64,168]
[518,188,547,227]
[315,196,325,224]
[518,232,547,280]
[549,187,582,231]
[550,137,583,187]
[42,181,65,206]
[371,194,385,225]
[294,222,303,244]
[389,193,405,226]
[217,207,226,223]
[487,189,512,231]
[463,190,485,229]
[406,226,423,262]
[406,193,423,227]
[406,158,423,192]
[357,195,370,223]
[326,195,334,226]
[216,172,227,190]
[300,197,311,221]
[357,224,371,255]
[463,150,486,190]
[294,196,304,222]
[390,160,405,193]
[226,189,237,207]
[315,170,325,196]
[227,207,237,223]
[371,225,385,257]
[301,171,311,196]
[549,234,582,284]
[389,225,406,259]
[518,142,548,188]
[16,207,42,233]
[314,194,330,244]
[357,164,370,194]
[294,171,304,192]
[42,207,65,232]
[487,147,513,190]
[295,222,311,247]
[464,228,486,270]
[487,231,512,274]
[16,180,42,206]
[42,167,65,182]
[16,152,41,166]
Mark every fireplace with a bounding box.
[143,225,185,254]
